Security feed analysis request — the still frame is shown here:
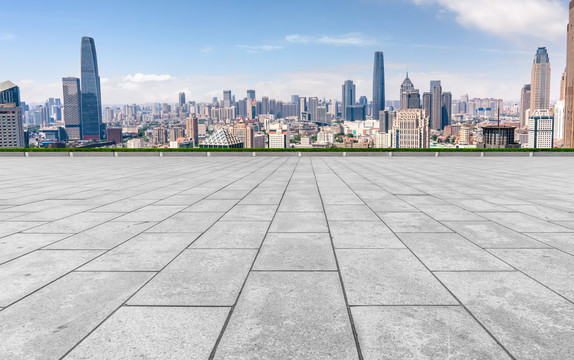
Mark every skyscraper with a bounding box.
[441,92,452,129]
[223,90,232,108]
[430,81,442,130]
[0,81,24,148]
[179,92,186,108]
[80,37,102,140]
[247,90,256,101]
[565,1,574,148]
[520,84,531,128]
[309,97,319,122]
[342,80,356,121]
[400,74,414,110]
[372,51,385,121]
[62,77,82,140]
[423,92,432,120]
[530,47,551,112]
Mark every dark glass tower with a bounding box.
[80,37,102,140]
[372,51,385,121]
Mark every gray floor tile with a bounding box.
[128,249,256,306]
[480,212,573,233]
[113,205,186,222]
[270,212,328,233]
[352,306,510,360]
[214,272,357,360]
[0,233,73,264]
[183,199,239,212]
[254,233,336,270]
[490,249,574,301]
[437,272,574,360]
[190,221,270,248]
[146,212,224,233]
[0,250,103,306]
[418,204,485,221]
[325,204,379,221]
[379,212,452,233]
[526,233,574,255]
[24,213,119,234]
[80,233,199,271]
[337,249,456,305]
[329,221,404,249]
[45,221,155,250]
[0,221,46,237]
[444,221,549,248]
[0,272,153,360]
[221,204,278,221]
[400,233,512,271]
[64,307,229,360]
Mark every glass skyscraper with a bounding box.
[80,37,102,140]
[372,51,385,121]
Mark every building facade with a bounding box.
[268,123,290,148]
[520,84,531,129]
[80,37,103,140]
[391,109,430,149]
[62,77,82,140]
[528,109,554,148]
[566,1,574,147]
[0,81,24,148]
[342,80,356,121]
[530,47,552,112]
[372,51,385,120]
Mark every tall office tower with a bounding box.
[299,97,307,120]
[520,84,532,128]
[0,81,24,148]
[291,95,300,117]
[223,90,232,108]
[372,51,385,120]
[62,77,82,140]
[567,2,574,147]
[186,116,199,146]
[261,96,270,115]
[152,128,168,145]
[391,109,430,149]
[359,96,368,107]
[561,71,567,101]
[530,47,551,112]
[232,119,255,148]
[423,92,432,119]
[268,123,290,148]
[309,97,319,122]
[179,92,186,108]
[528,109,554,148]
[80,37,102,140]
[430,81,442,130]
[247,90,256,101]
[400,74,415,110]
[554,100,565,140]
[441,92,452,129]
[342,80,356,120]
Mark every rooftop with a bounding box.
[0,80,17,93]
[0,156,573,359]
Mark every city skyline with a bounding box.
[1,0,569,104]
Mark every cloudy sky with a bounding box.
[1,0,569,104]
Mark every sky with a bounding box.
[0,0,570,105]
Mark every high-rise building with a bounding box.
[232,119,255,148]
[372,51,385,120]
[530,47,551,112]
[261,96,270,115]
[152,127,168,145]
[342,80,356,121]
[268,123,290,148]
[400,73,415,110]
[391,109,430,149]
[430,81,442,130]
[299,97,307,120]
[62,77,82,139]
[309,97,319,122]
[554,100,565,140]
[291,95,300,118]
[566,1,574,148]
[179,92,186,108]
[441,92,452,129]
[80,37,102,140]
[423,92,432,120]
[0,81,24,148]
[247,90,256,101]
[223,90,232,108]
[186,116,199,146]
[520,84,531,128]
[106,128,122,145]
[528,109,554,148]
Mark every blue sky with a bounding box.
[0,0,569,104]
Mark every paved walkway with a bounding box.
[1,157,573,359]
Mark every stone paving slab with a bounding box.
[1,156,574,359]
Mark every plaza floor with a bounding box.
[1,156,574,359]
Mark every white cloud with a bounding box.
[411,0,567,42]
[122,73,174,82]
[0,33,15,41]
[200,47,214,54]
[237,45,284,52]
[286,33,375,46]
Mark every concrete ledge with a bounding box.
[256,152,298,157]
[116,152,160,157]
[438,152,482,157]
[161,152,207,157]
[483,152,530,157]
[0,152,25,157]
[71,152,114,157]
[27,152,70,157]
[210,152,253,157]
[347,152,390,157]
[392,152,437,157]
[532,152,574,157]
